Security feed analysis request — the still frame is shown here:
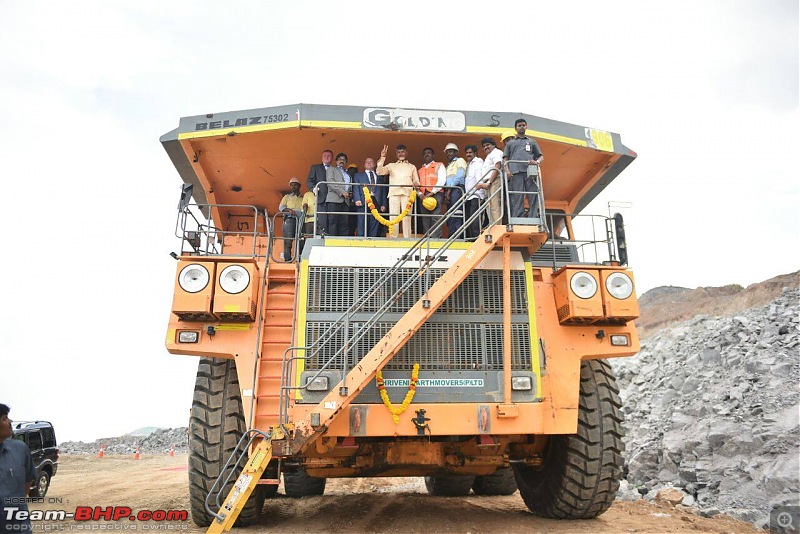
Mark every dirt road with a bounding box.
[27,455,757,533]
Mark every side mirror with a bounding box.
[613,213,628,265]
[178,183,194,211]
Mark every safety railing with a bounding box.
[277,166,533,426]
[309,181,504,238]
[536,211,627,268]
[504,159,546,227]
[175,202,271,258]
[203,428,271,522]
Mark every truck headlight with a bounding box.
[511,376,533,391]
[570,271,598,299]
[305,376,329,391]
[178,331,199,343]
[606,272,633,299]
[219,265,250,294]
[178,264,210,293]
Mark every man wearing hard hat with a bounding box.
[279,177,304,260]
[443,143,467,238]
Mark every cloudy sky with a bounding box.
[0,1,797,442]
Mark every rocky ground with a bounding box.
[60,426,188,455]
[613,278,800,529]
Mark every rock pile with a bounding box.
[613,287,800,528]
[61,427,188,455]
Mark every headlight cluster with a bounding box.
[178,264,210,293]
[570,271,633,300]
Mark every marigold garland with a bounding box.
[363,186,417,228]
[376,363,420,424]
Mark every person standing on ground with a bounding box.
[478,137,504,225]
[502,118,543,218]
[463,144,485,240]
[416,147,446,238]
[376,144,420,238]
[353,158,387,237]
[307,149,334,234]
[443,143,467,238]
[0,403,36,534]
[278,177,304,260]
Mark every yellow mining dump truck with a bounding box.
[161,103,640,530]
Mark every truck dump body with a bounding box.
[161,103,639,527]
[161,103,636,222]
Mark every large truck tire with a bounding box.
[472,467,518,496]
[283,468,326,497]
[513,359,623,519]
[424,475,475,496]
[188,358,266,527]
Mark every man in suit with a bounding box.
[324,152,352,236]
[353,157,388,237]
[307,149,333,235]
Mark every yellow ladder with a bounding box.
[206,429,281,534]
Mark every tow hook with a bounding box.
[412,409,431,436]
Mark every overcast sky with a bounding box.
[0,1,797,442]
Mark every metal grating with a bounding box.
[307,267,527,314]
[305,321,533,371]
[531,243,579,264]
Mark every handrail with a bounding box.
[503,159,547,230]
[278,167,534,424]
[175,202,270,258]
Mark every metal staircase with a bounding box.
[253,261,298,431]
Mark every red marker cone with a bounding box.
[169,445,175,457]
[97,444,106,459]
[133,447,140,460]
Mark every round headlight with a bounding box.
[178,264,210,293]
[219,265,250,294]
[570,271,598,299]
[606,272,633,299]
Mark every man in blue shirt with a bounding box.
[0,404,37,533]
[502,118,544,219]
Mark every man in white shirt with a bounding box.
[464,144,485,240]
[479,137,505,226]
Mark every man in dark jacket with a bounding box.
[352,157,388,237]
[307,149,334,234]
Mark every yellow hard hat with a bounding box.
[501,131,516,143]
[422,196,437,211]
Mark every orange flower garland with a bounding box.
[363,186,417,228]
[376,363,420,424]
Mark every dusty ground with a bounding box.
[25,455,758,534]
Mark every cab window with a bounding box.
[27,430,42,450]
